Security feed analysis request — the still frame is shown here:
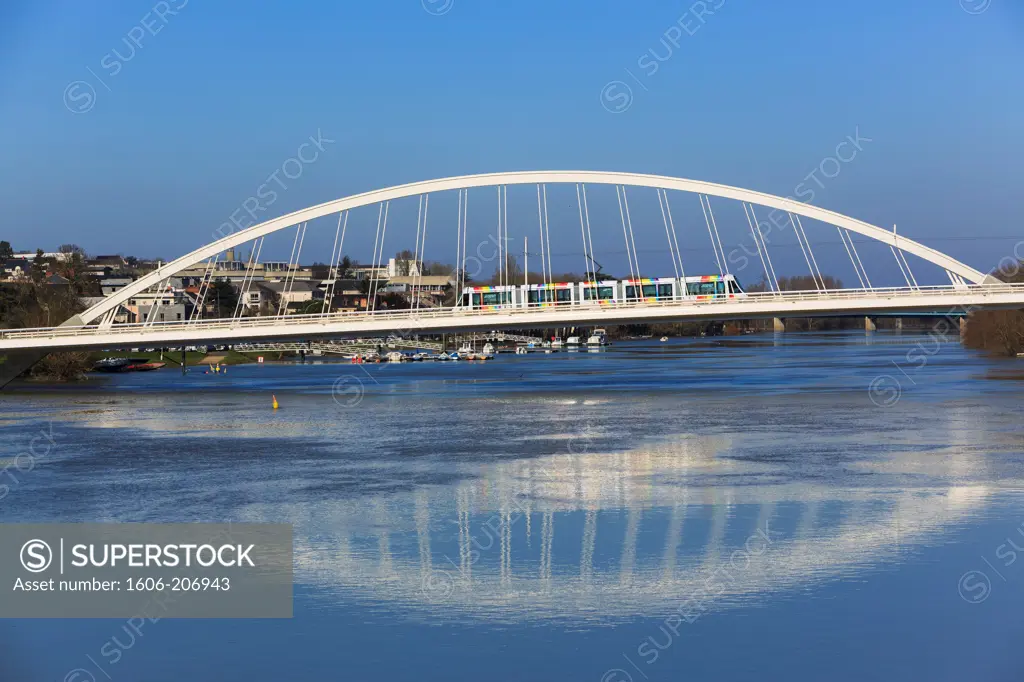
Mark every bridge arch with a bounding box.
[79,170,991,325]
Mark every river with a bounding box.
[2,332,1023,681]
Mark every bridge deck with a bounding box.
[2,285,1022,352]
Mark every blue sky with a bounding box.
[0,0,1022,285]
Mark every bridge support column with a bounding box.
[865,316,877,332]
[960,317,967,337]
[0,350,46,389]
[0,315,87,390]
[894,318,903,331]
[772,317,786,333]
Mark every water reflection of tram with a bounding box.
[458,274,745,310]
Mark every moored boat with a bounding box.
[93,358,133,373]
[129,362,166,372]
[93,357,165,373]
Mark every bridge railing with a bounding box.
[2,283,1022,342]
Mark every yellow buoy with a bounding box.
[272,395,279,410]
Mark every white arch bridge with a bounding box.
[1,171,1021,364]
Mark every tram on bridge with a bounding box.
[459,274,747,310]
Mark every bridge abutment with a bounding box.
[0,350,47,389]
[0,315,87,389]
[773,317,786,333]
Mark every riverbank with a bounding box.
[86,349,282,368]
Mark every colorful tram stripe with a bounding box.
[459,274,745,310]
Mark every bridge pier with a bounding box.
[0,350,46,389]
[0,315,86,389]
[773,317,786,333]
[960,317,967,337]
[865,316,877,332]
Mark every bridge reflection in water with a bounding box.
[243,424,987,623]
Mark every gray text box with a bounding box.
[1,524,292,618]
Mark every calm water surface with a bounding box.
[3,333,1024,681]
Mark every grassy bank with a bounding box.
[87,349,271,367]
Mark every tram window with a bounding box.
[598,286,614,299]
[642,284,657,297]
[717,282,726,295]
[688,282,718,296]
[658,284,674,297]
[556,288,572,303]
[462,294,471,306]
[482,292,500,305]
[472,294,482,306]
[528,290,539,304]
[626,286,638,299]
[584,287,596,300]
